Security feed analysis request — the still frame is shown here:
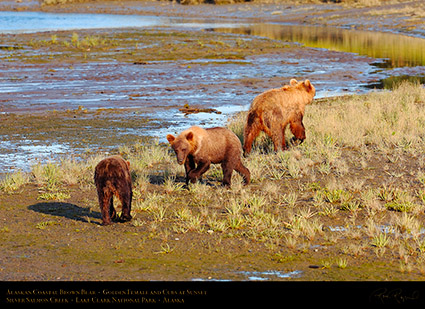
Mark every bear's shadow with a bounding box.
[28,202,101,225]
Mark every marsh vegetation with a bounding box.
[2,82,425,280]
[2,0,425,280]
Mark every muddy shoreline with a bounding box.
[2,0,425,38]
[1,1,424,173]
[0,23,387,172]
[2,0,425,284]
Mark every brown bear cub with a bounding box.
[94,155,133,226]
[167,126,250,187]
[243,79,316,155]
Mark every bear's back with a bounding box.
[95,155,130,182]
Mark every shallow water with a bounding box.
[1,12,425,172]
[0,11,247,34]
[192,269,303,281]
[0,140,70,171]
[0,11,165,33]
[218,23,425,68]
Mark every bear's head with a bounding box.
[289,79,316,99]
[166,131,195,165]
[301,79,315,98]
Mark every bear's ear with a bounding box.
[186,131,194,141]
[126,160,130,169]
[290,79,298,86]
[304,80,312,89]
[166,134,175,144]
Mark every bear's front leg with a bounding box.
[289,117,306,146]
[188,160,211,184]
[184,155,196,185]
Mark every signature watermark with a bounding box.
[370,288,420,304]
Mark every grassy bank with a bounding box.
[2,82,425,280]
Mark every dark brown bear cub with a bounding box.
[167,126,250,187]
[94,155,133,225]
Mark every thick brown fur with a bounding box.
[167,126,250,187]
[94,155,133,226]
[243,79,316,155]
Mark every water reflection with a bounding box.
[366,74,425,90]
[216,24,425,68]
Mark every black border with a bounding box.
[1,281,425,306]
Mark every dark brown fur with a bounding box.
[94,155,133,225]
[167,126,250,187]
[243,79,316,155]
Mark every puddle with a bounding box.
[0,140,70,171]
[236,270,303,281]
[192,270,302,281]
[328,224,425,237]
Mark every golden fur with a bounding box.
[167,126,250,186]
[243,79,316,154]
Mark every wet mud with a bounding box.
[1,5,424,172]
[0,25,388,172]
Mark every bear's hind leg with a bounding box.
[221,162,233,187]
[109,195,118,222]
[243,112,262,155]
[98,190,113,226]
[270,123,284,152]
[243,128,261,156]
[118,190,133,222]
[235,160,251,185]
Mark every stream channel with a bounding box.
[1,11,425,173]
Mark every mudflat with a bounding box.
[1,0,425,284]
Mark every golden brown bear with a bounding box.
[167,126,250,187]
[243,79,316,155]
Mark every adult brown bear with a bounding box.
[167,126,250,187]
[94,155,132,225]
[243,79,316,155]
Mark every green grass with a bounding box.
[3,82,425,277]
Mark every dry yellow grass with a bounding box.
[3,82,425,277]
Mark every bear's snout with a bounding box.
[176,154,186,165]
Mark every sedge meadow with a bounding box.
[1,0,425,282]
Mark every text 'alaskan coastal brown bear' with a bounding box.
[243,79,316,155]
[167,126,250,187]
[94,155,133,226]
